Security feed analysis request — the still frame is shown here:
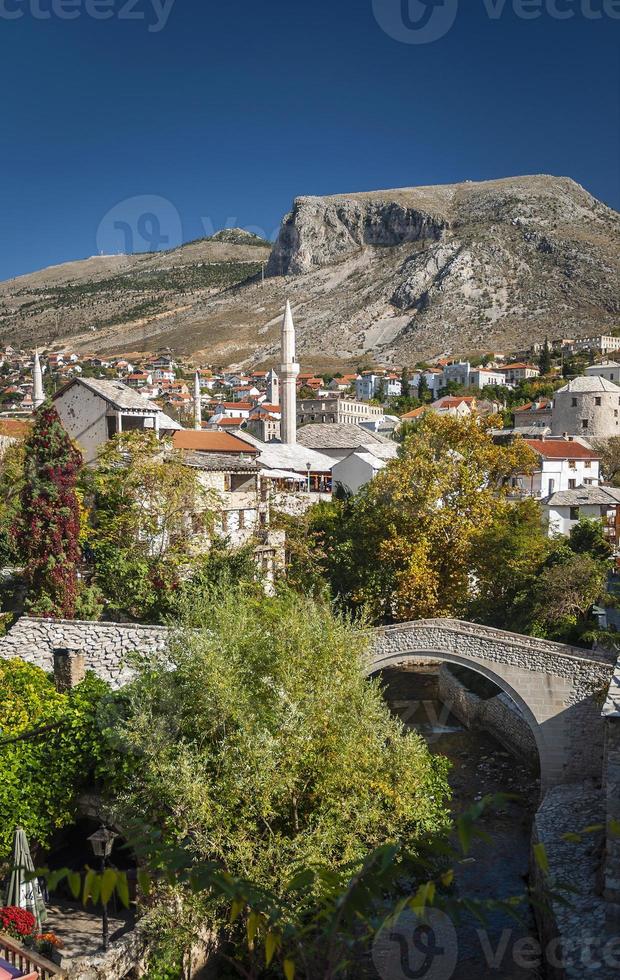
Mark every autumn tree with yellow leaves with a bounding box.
[306,413,541,623]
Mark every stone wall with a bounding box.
[603,717,620,926]
[438,665,538,766]
[551,388,620,440]
[0,616,169,689]
[370,618,614,789]
[531,783,615,979]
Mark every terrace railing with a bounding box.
[0,933,65,979]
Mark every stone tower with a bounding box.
[266,369,279,406]
[279,301,300,444]
[32,350,45,409]
[194,370,202,430]
[551,376,620,440]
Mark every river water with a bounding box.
[380,665,544,980]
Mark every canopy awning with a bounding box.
[260,468,307,482]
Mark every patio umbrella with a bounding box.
[4,827,47,929]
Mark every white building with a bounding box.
[543,485,620,538]
[53,377,182,463]
[411,369,443,397]
[355,373,402,401]
[585,361,620,384]
[499,363,540,385]
[571,336,620,356]
[332,443,399,494]
[512,437,601,499]
[297,397,383,426]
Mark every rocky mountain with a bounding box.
[0,230,271,354]
[1,177,618,368]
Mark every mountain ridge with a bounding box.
[1,175,618,368]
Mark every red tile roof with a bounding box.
[523,439,600,460]
[172,430,257,454]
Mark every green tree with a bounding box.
[84,431,217,622]
[569,517,613,561]
[13,404,83,618]
[594,436,620,485]
[0,659,110,860]
[400,367,411,398]
[417,373,431,403]
[111,587,451,926]
[305,414,538,623]
[538,337,552,376]
[530,554,607,640]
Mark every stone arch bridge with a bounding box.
[370,619,616,791]
[0,615,616,793]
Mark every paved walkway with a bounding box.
[44,901,134,961]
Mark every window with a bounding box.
[595,397,602,406]
[548,479,555,494]
[584,461,591,468]
[582,419,589,429]
[569,479,576,489]
[570,507,580,521]
[572,398,578,407]
[568,460,576,469]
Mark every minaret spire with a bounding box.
[279,300,300,444]
[193,370,202,430]
[32,349,45,410]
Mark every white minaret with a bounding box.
[266,369,279,406]
[279,300,299,444]
[32,350,45,409]
[193,370,202,430]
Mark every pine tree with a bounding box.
[401,367,411,398]
[15,404,83,618]
[539,337,552,376]
[417,373,431,403]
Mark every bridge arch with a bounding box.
[369,619,615,792]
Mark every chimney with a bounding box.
[53,648,86,693]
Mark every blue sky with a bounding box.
[0,0,618,280]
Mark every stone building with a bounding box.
[53,377,182,463]
[297,397,383,426]
[551,376,620,440]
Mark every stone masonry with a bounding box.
[0,616,169,689]
[370,619,615,791]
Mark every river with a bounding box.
[380,664,544,980]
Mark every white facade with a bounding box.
[585,361,620,384]
[332,450,389,494]
[53,377,181,463]
[571,336,620,355]
[512,439,601,499]
[355,374,402,401]
[543,487,620,537]
[411,370,443,397]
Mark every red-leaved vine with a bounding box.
[14,403,83,618]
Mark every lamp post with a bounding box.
[87,826,117,951]
[306,462,311,494]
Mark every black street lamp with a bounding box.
[87,826,117,951]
